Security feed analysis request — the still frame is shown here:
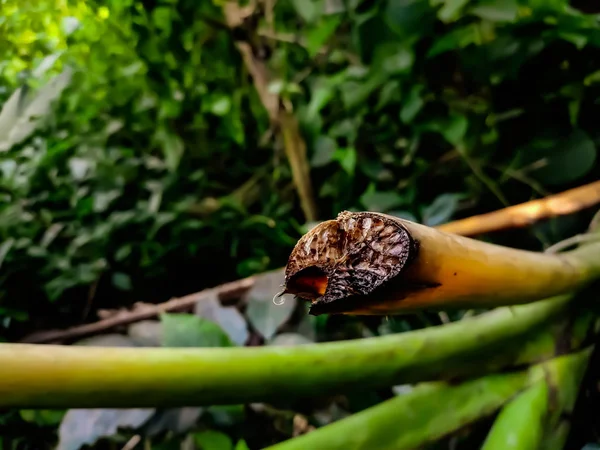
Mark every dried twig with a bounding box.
[223,1,318,222]
[438,180,600,236]
[20,277,256,344]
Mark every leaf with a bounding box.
[305,75,339,121]
[0,86,28,147]
[305,15,342,57]
[423,114,469,145]
[234,440,251,450]
[524,130,597,186]
[194,430,233,450]
[111,272,133,291]
[20,409,65,426]
[311,135,337,167]
[57,409,155,450]
[469,0,518,22]
[194,294,249,346]
[360,185,405,212]
[436,0,470,23]
[161,313,233,348]
[376,80,401,110]
[340,75,382,110]
[154,126,184,172]
[32,51,64,78]
[0,239,14,271]
[400,84,425,123]
[208,95,231,116]
[443,114,469,145]
[373,42,414,76]
[0,68,73,152]
[427,24,478,57]
[333,147,357,176]
[61,16,81,35]
[291,0,324,23]
[385,0,436,41]
[422,193,463,226]
[245,270,295,340]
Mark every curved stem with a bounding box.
[0,294,580,408]
[481,381,549,450]
[264,350,591,450]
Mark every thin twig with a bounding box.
[438,181,600,236]
[122,435,141,450]
[223,1,318,222]
[19,277,255,344]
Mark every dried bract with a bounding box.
[283,211,419,310]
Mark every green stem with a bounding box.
[0,294,585,408]
[264,350,591,450]
[481,381,549,450]
[540,343,594,450]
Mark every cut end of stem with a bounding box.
[282,211,421,315]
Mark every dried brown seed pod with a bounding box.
[283,211,419,314]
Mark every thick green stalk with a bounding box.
[483,342,592,450]
[540,342,593,450]
[481,381,549,450]
[263,351,591,450]
[0,294,587,408]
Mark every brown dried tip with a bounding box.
[283,211,419,315]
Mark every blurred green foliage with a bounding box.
[1,0,600,345]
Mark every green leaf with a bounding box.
[111,272,133,291]
[0,68,73,151]
[422,193,463,226]
[373,42,414,76]
[160,313,233,348]
[306,75,338,121]
[376,80,401,110]
[469,0,519,22]
[385,0,436,41]
[333,147,357,175]
[360,185,406,212]
[400,84,425,123]
[427,24,478,57]
[311,135,337,167]
[234,440,251,450]
[291,0,324,23]
[526,130,597,186]
[340,75,383,110]
[154,127,184,172]
[443,114,469,145]
[245,270,295,340]
[0,239,14,271]
[195,294,249,346]
[355,14,398,63]
[305,15,342,57]
[20,409,65,426]
[209,95,232,116]
[195,430,233,450]
[152,7,173,36]
[435,0,470,23]
[423,114,469,145]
